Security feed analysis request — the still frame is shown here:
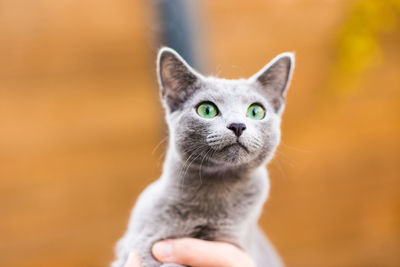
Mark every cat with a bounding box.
[112,47,294,267]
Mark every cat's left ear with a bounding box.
[249,52,295,114]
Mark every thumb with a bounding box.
[152,238,255,267]
[123,252,141,267]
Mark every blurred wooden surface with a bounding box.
[1,1,399,267]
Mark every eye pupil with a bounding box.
[197,102,218,119]
[247,104,265,120]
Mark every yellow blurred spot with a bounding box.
[330,0,400,95]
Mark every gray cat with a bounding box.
[112,47,294,267]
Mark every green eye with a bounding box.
[247,104,265,120]
[197,102,218,118]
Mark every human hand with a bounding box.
[123,238,256,267]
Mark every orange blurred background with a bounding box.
[1,1,399,266]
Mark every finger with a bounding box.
[152,238,255,267]
[123,252,142,267]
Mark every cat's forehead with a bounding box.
[193,77,264,105]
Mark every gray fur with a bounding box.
[112,47,294,267]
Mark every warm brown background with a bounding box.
[1,1,399,267]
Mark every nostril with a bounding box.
[227,123,247,137]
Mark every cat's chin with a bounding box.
[221,143,249,156]
[210,144,253,165]
[222,142,250,153]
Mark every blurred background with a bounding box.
[0,0,399,266]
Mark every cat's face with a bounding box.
[157,48,294,169]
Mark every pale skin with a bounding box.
[123,238,256,267]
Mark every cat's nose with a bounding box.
[227,123,247,137]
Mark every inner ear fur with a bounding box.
[249,52,295,113]
[157,47,202,112]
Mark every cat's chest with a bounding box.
[156,189,260,244]
[164,178,264,223]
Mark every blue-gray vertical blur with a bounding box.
[156,0,203,71]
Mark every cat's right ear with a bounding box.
[157,47,202,112]
[249,52,295,114]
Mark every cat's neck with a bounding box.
[159,147,270,213]
[161,146,266,191]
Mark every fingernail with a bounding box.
[153,241,173,260]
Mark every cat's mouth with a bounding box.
[223,140,249,153]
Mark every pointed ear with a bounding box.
[249,52,295,113]
[157,47,202,112]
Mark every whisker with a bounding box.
[178,145,207,189]
[199,148,213,184]
[177,146,203,187]
[152,136,168,155]
[271,153,288,181]
[275,148,296,167]
[280,141,312,153]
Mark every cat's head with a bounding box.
[157,47,294,170]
